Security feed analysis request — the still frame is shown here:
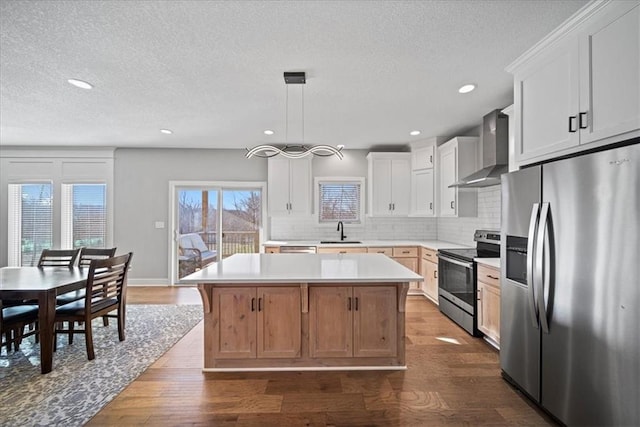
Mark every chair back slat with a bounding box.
[79,247,117,267]
[38,249,81,267]
[85,253,133,313]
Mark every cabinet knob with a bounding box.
[568,116,578,133]
[450,201,455,210]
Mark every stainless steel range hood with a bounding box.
[449,109,508,188]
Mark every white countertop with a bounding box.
[475,258,501,269]
[180,253,424,284]
[263,240,471,251]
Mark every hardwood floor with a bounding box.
[88,287,555,426]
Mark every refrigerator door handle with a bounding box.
[527,203,540,328]
[536,202,551,334]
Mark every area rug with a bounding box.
[0,304,203,427]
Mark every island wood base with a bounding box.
[197,282,409,371]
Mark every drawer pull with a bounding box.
[402,250,410,254]
[487,274,499,280]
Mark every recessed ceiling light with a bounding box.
[410,130,421,136]
[458,84,476,94]
[67,79,93,90]
[264,130,274,135]
[160,129,173,134]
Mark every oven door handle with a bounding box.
[436,254,473,269]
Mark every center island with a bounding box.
[180,253,423,372]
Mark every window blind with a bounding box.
[318,182,362,223]
[8,183,53,266]
[62,184,107,249]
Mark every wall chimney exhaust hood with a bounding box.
[449,109,508,188]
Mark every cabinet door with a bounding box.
[422,259,438,304]
[390,158,411,215]
[212,287,256,359]
[579,2,640,145]
[268,157,291,216]
[353,286,397,357]
[515,35,580,163]
[393,257,419,290]
[370,158,393,216]
[288,158,311,215]
[411,169,434,216]
[477,281,501,345]
[309,286,352,357]
[317,247,367,254]
[439,143,457,216]
[412,146,434,170]
[257,287,301,358]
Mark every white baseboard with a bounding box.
[202,365,407,373]
[128,278,170,286]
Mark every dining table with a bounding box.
[0,266,88,374]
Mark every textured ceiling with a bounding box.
[0,0,589,150]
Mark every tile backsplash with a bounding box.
[436,186,501,246]
[269,186,500,246]
[270,216,437,241]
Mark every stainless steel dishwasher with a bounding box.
[278,246,317,254]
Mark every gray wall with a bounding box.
[114,148,267,282]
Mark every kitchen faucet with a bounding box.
[337,221,346,241]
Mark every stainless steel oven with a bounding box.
[438,254,475,313]
[437,230,500,336]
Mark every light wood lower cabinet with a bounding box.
[317,247,367,254]
[419,247,438,304]
[211,286,301,359]
[309,285,397,358]
[391,247,420,292]
[476,264,501,346]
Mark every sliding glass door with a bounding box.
[173,182,264,282]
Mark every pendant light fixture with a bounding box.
[246,72,344,160]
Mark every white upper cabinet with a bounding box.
[509,1,640,167]
[411,145,434,170]
[437,137,478,217]
[267,157,311,217]
[367,153,411,217]
[411,169,435,216]
[579,2,640,145]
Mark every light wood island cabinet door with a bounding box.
[257,287,301,358]
[212,288,256,359]
[309,286,352,358]
[353,286,397,357]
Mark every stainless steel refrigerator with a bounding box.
[500,142,639,426]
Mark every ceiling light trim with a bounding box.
[67,78,93,89]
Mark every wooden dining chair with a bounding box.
[78,247,117,268]
[54,252,133,360]
[56,247,117,307]
[1,300,38,352]
[38,248,81,267]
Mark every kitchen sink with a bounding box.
[320,241,362,244]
